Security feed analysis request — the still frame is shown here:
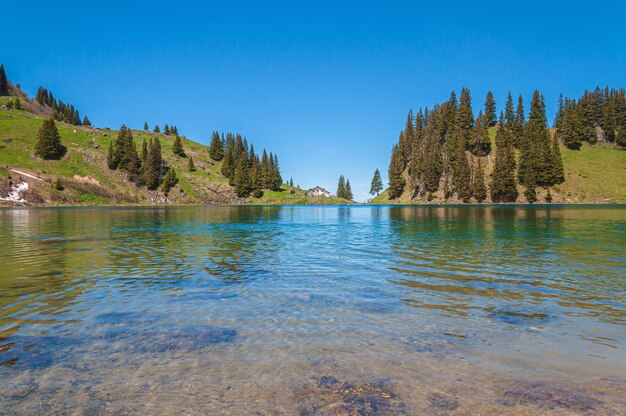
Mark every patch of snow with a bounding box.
[1,181,29,203]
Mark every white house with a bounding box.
[306,186,332,198]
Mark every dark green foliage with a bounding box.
[289,177,294,187]
[54,177,64,191]
[34,86,82,125]
[484,91,497,127]
[153,124,160,133]
[387,144,405,199]
[452,144,471,203]
[550,134,565,185]
[172,135,185,157]
[111,125,142,182]
[188,155,195,171]
[370,168,383,196]
[143,122,149,131]
[513,95,525,148]
[34,118,65,160]
[472,158,487,203]
[490,113,518,203]
[269,153,282,190]
[336,175,346,199]
[0,64,9,96]
[221,146,235,183]
[141,139,148,165]
[468,111,491,156]
[143,138,163,190]
[209,131,224,161]
[558,100,583,150]
[233,157,251,197]
[345,180,353,201]
[523,165,537,203]
[161,167,178,196]
[164,124,170,135]
[82,116,91,126]
[107,141,116,169]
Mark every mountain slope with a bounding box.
[0,100,344,206]
[372,128,626,204]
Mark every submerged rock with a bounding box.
[499,381,604,412]
[490,310,553,327]
[296,376,408,416]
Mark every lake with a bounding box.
[0,205,624,415]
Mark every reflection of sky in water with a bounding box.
[0,205,625,414]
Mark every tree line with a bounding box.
[35,86,90,126]
[555,87,626,149]
[387,88,566,203]
[209,131,283,198]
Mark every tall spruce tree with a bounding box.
[172,135,185,157]
[468,110,491,156]
[107,141,116,169]
[388,144,405,199]
[0,64,9,96]
[233,157,251,197]
[345,180,353,201]
[484,91,497,127]
[82,116,91,126]
[143,122,149,131]
[490,112,518,203]
[452,143,472,202]
[337,175,346,199]
[472,158,487,203]
[144,138,163,190]
[34,118,64,159]
[209,131,224,160]
[188,155,195,171]
[153,124,160,133]
[370,168,383,196]
[161,167,178,197]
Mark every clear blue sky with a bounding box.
[3,1,625,201]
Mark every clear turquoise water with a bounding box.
[0,205,624,414]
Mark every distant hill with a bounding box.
[0,81,347,206]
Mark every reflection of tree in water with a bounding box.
[385,206,626,325]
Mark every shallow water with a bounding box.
[0,205,624,415]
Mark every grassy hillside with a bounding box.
[0,101,348,206]
[372,127,626,204]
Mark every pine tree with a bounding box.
[0,64,8,96]
[233,157,251,197]
[34,118,64,159]
[468,110,491,156]
[269,153,282,190]
[472,158,487,203]
[221,145,235,183]
[161,167,178,197]
[345,180,353,201]
[188,155,195,171]
[82,116,91,126]
[484,91,497,127]
[490,112,518,203]
[107,141,116,169]
[209,131,224,160]
[453,143,472,203]
[153,124,160,133]
[172,135,185,157]
[164,124,170,135]
[550,134,565,185]
[337,175,346,199]
[370,168,383,196]
[144,122,149,131]
[141,139,148,165]
[289,177,294,187]
[144,138,163,190]
[387,144,405,199]
[558,101,583,150]
[523,165,537,203]
[456,87,474,151]
[514,95,525,147]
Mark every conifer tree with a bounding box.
[456,87,474,150]
[141,139,148,165]
[345,180,353,201]
[513,95,525,147]
[153,124,160,133]
[550,134,565,185]
[472,158,487,203]
[468,110,491,156]
[558,101,583,150]
[221,146,235,183]
[523,165,537,203]
[289,177,294,187]
[269,153,282,190]
[0,64,8,96]
[161,167,178,197]
[370,168,383,196]
[387,144,405,199]
[172,135,185,157]
[336,175,346,198]
[209,131,224,160]
[143,122,149,131]
[233,157,251,197]
[82,116,91,126]
[107,141,116,169]
[34,118,64,160]
[144,138,163,190]
[490,113,518,203]
[164,124,170,135]
[484,91,497,127]
[188,155,195,171]
[453,144,471,203]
